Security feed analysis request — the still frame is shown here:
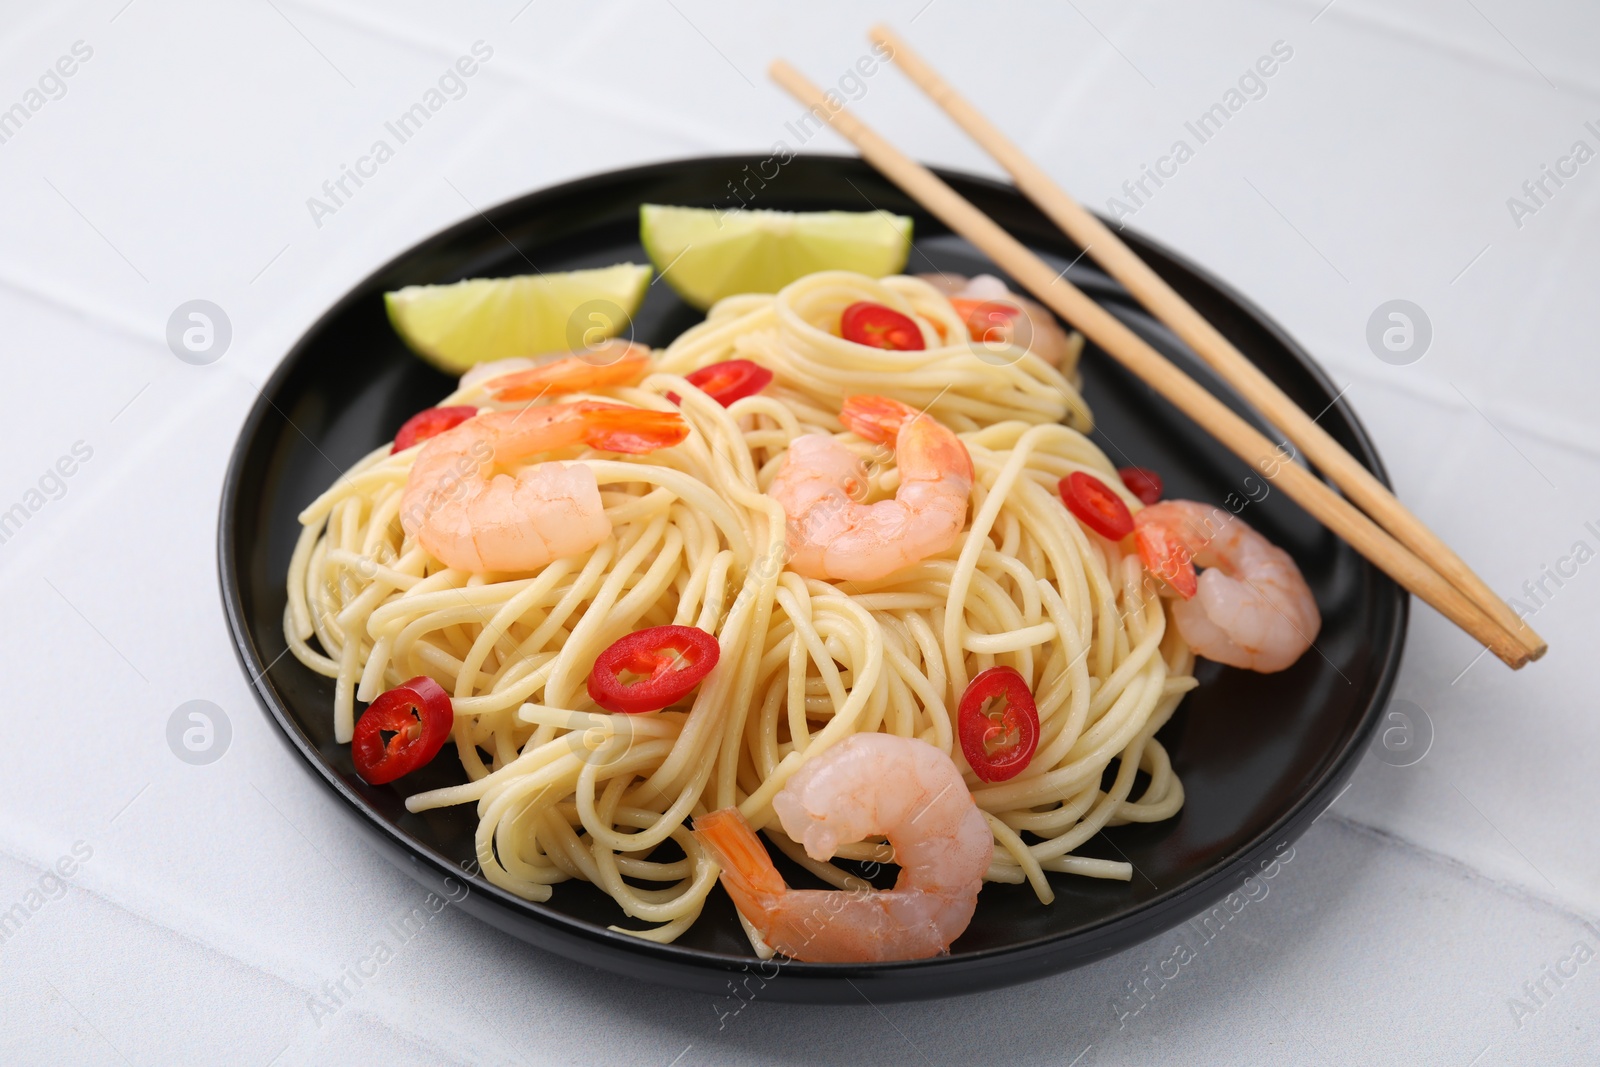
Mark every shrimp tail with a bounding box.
[490,342,651,400]
[841,395,974,483]
[569,402,689,453]
[1134,515,1198,599]
[693,808,786,914]
[839,394,918,444]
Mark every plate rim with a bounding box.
[218,152,1407,997]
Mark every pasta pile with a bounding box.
[287,270,1195,943]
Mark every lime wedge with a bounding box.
[640,205,913,309]
[384,263,652,373]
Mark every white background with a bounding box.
[0,1,1597,1064]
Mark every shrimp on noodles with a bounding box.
[693,734,992,962]
[399,401,686,574]
[457,340,653,397]
[768,395,973,583]
[920,272,1076,368]
[1135,499,1320,672]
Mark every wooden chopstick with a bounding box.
[868,24,1546,664]
[768,58,1532,670]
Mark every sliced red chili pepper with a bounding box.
[587,624,720,714]
[1134,516,1198,599]
[1117,466,1164,506]
[667,359,774,407]
[958,666,1040,783]
[351,676,454,785]
[393,406,478,452]
[1059,471,1135,541]
[839,301,926,351]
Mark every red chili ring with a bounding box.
[1059,470,1135,541]
[958,666,1040,783]
[1116,466,1164,506]
[839,301,926,351]
[668,359,774,407]
[351,676,454,785]
[587,625,721,714]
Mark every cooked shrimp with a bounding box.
[693,733,992,962]
[460,356,536,392]
[399,401,687,573]
[920,272,1075,367]
[768,396,973,583]
[1134,500,1321,673]
[460,340,652,400]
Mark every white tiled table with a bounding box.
[1,1,1595,1063]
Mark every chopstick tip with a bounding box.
[1497,641,1533,670]
[869,23,904,61]
[767,57,802,86]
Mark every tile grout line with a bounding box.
[1326,813,1598,931]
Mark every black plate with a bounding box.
[220,155,1405,1003]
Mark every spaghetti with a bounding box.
[285,270,1196,945]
